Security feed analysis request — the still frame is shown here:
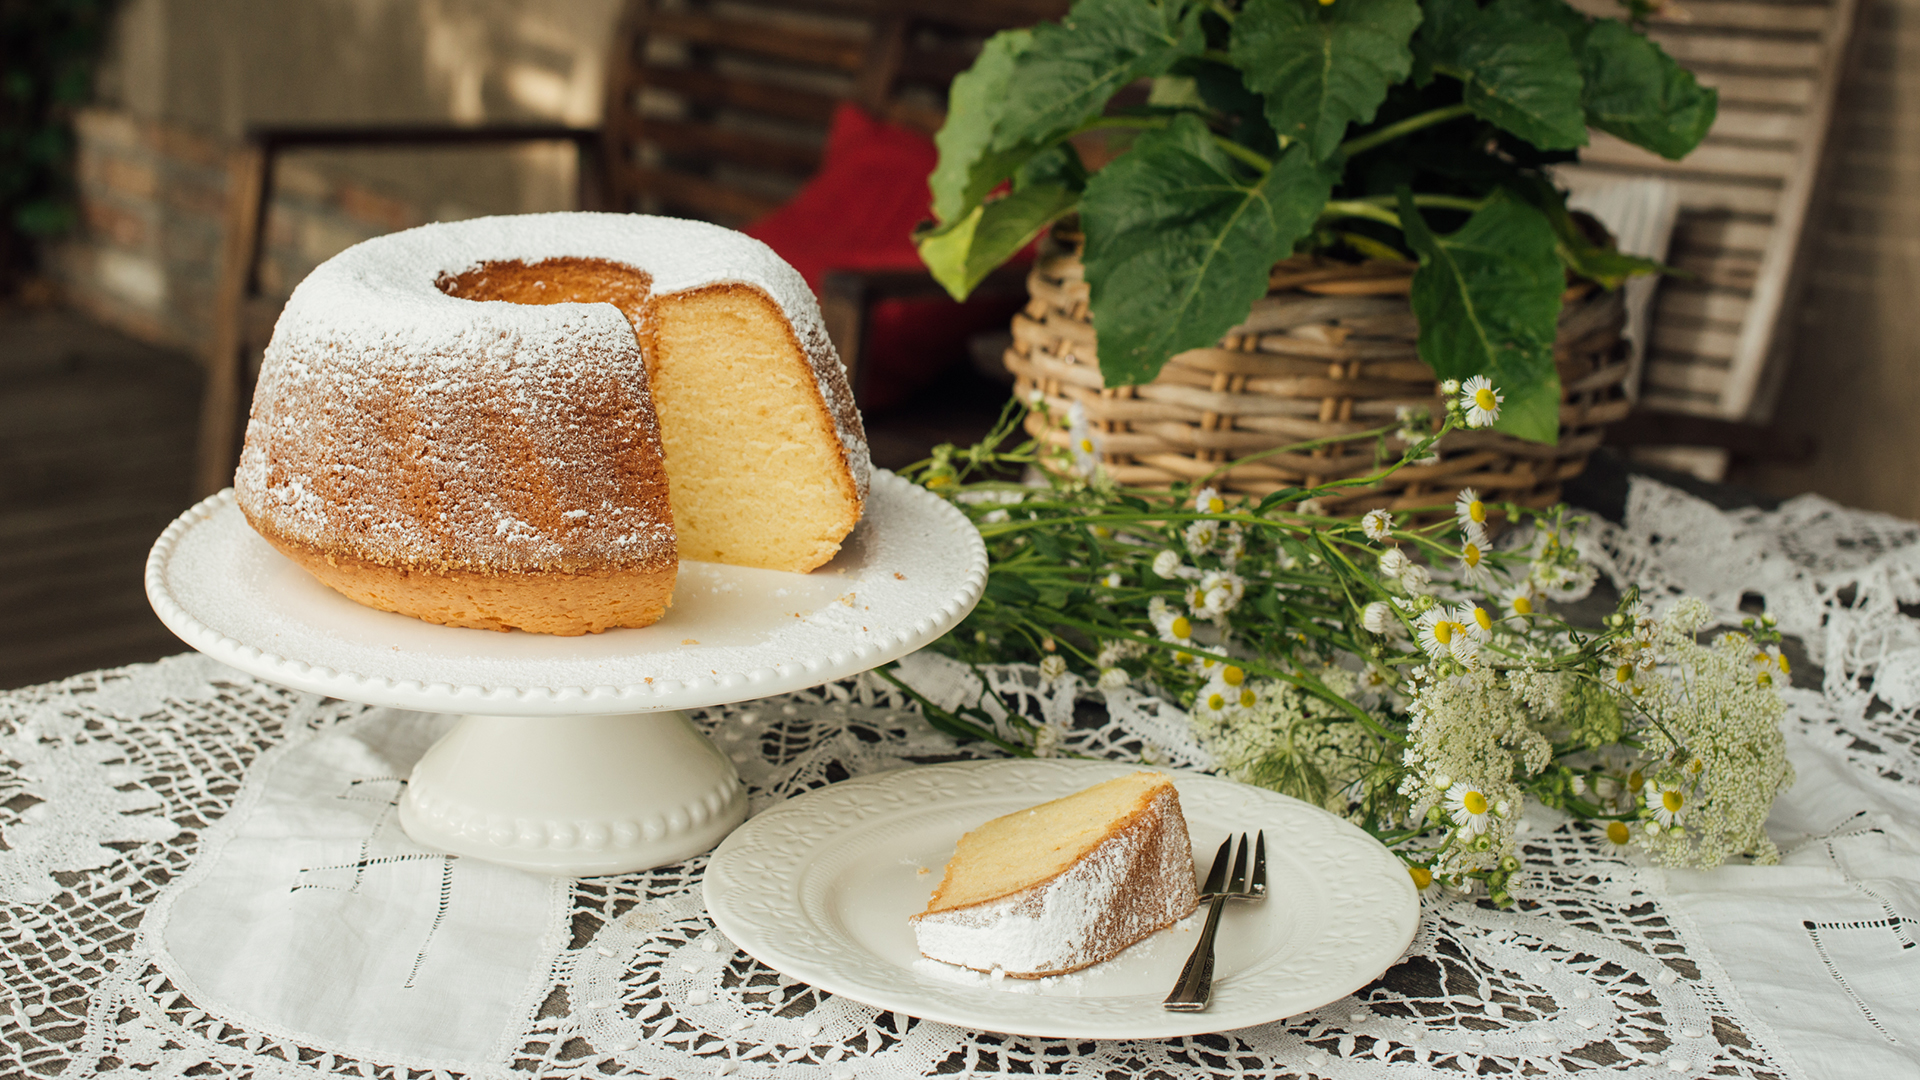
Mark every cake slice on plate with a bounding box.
[911,771,1199,977]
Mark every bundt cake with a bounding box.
[234,213,870,635]
[911,772,1199,977]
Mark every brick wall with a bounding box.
[44,106,522,360]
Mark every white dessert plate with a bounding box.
[145,469,985,715]
[704,758,1421,1039]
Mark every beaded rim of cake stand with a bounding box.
[144,470,987,713]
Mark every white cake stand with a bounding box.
[145,470,986,876]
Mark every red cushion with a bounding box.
[745,103,1025,412]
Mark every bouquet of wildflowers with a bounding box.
[900,381,1793,902]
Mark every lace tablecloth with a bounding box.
[5,477,1920,1080]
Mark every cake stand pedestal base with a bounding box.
[396,711,747,876]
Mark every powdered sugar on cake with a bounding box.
[911,787,1199,978]
[235,212,868,572]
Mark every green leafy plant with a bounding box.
[916,0,1714,444]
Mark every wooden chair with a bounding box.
[195,0,1066,498]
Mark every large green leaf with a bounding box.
[1231,0,1424,162]
[1421,0,1588,151]
[917,184,1082,300]
[929,29,1041,225]
[1079,114,1335,386]
[1579,20,1717,159]
[1398,188,1564,443]
[993,0,1206,151]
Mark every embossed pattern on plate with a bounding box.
[704,759,1420,1038]
[144,470,985,715]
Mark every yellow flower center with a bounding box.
[1758,672,1774,687]
[1473,607,1493,631]
[1513,595,1533,616]
[1079,438,1094,453]
[1222,665,1245,686]
[1662,789,1684,813]
[1462,790,1488,816]
[1474,387,1499,410]
[1409,866,1432,889]
[1606,821,1630,845]
[1778,653,1791,675]
[1170,616,1191,640]
[1207,497,1224,513]
[1434,621,1454,645]
[1628,769,1645,792]
[1464,543,1482,566]
[1688,757,1704,775]
[1468,499,1486,523]
[1240,689,1256,707]
[1208,693,1225,711]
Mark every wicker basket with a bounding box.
[1005,230,1631,518]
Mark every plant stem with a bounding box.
[1319,200,1401,228]
[1351,192,1487,214]
[1213,136,1273,172]
[1338,103,1474,158]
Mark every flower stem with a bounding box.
[1339,103,1475,158]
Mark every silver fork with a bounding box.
[1163,831,1267,1011]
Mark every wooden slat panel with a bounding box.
[633,67,840,126]
[1582,133,1799,179]
[1709,107,1810,142]
[1657,286,1754,325]
[1653,321,1742,360]
[1669,249,1763,289]
[1670,216,1777,253]
[644,10,869,73]
[1649,1,1834,34]
[1650,30,1826,70]
[1644,357,1733,394]
[1693,69,1818,107]
[1555,165,1784,215]
[622,115,822,176]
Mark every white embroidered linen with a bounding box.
[1,475,1917,1078]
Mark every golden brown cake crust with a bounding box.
[251,522,676,635]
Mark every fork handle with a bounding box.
[1163,893,1227,1011]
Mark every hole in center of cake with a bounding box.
[436,257,653,327]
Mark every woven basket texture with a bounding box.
[1006,232,1631,518]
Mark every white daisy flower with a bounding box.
[1152,550,1184,579]
[1454,488,1488,532]
[1505,584,1537,619]
[1193,486,1226,515]
[1439,378,1461,396]
[1460,376,1503,428]
[1193,570,1246,618]
[1459,539,1492,586]
[1445,781,1494,836]
[1101,570,1124,588]
[1400,562,1433,596]
[1184,518,1219,555]
[1378,547,1412,579]
[1066,401,1101,478]
[1650,782,1688,829]
[1362,509,1394,542]
[1097,666,1131,691]
[1415,606,1470,663]
[1361,600,1395,635]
